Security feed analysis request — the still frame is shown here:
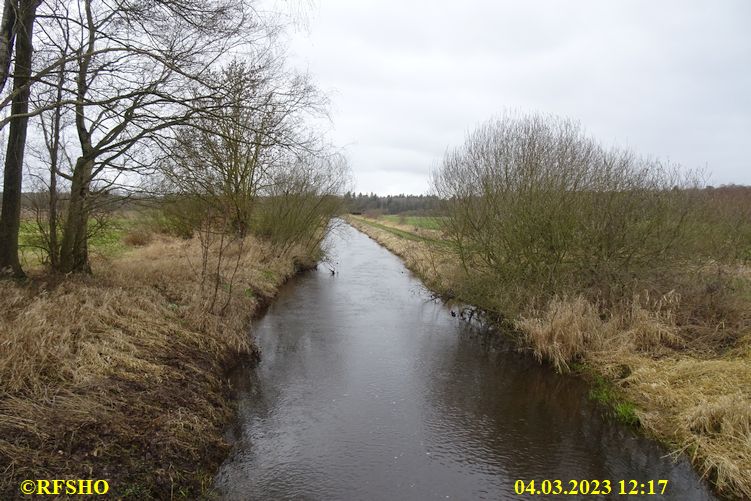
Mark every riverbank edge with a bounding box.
[344,215,741,500]
[0,235,315,500]
[345,216,637,415]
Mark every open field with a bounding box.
[380,214,445,230]
[0,229,313,499]
[347,213,751,500]
[351,216,441,243]
[18,215,138,268]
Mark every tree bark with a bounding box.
[58,156,93,273]
[45,60,65,268]
[0,0,17,93]
[55,0,94,274]
[0,0,39,278]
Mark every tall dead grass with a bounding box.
[0,234,306,499]
[624,358,751,499]
[516,292,686,371]
[516,297,602,372]
[517,292,751,499]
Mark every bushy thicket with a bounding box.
[251,156,348,257]
[155,157,346,260]
[432,113,751,315]
[154,61,348,261]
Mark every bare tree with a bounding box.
[0,0,17,92]
[164,58,326,236]
[25,46,69,268]
[0,0,41,278]
[254,152,348,256]
[28,0,263,272]
[1,0,323,275]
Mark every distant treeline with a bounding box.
[7,185,751,217]
[343,192,441,215]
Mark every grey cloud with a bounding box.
[290,0,751,194]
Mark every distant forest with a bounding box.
[342,185,751,216]
[5,184,749,217]
[343,192,442,215]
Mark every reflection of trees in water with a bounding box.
[218,270,350,496]
[419,321,634,482]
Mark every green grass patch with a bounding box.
[354,217,431,242]
[261,269,277,281]
[381,215,445,230]
[613,401,640,426]
[18,216,138,266]
[351,217,456,249]
[588,374,640,427]
[89,219,136,257]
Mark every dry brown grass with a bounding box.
[519,294,750,499]
[346,215,456,294]
[517,293,686,369]
[0,233,307,499]
[349,215,751,500]
[122,228,153,247]
[621,358,751,499]
[516,297,602,372]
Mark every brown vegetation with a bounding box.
[424,112,751,498]
[0,1,340,497]
[0,234,312,499]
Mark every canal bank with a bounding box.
[346,214,750,500]
[0,235,316,500]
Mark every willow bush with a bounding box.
[251,154,348,258]
[432,112,703,315]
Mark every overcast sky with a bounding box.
[284,0,751,195]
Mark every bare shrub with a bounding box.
[122,229,153,247]
[689,186,751,263]
[432,111,700,315]
[159,59,348,263]
[251,154,348,258]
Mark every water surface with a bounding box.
[214,224,714,500]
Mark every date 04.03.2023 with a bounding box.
[514,479,669,496]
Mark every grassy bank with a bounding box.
[347,214,751,500]
[0,231,312,499]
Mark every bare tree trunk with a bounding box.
[0,0,39,278]
[58,156,92,273]
[55,0,96,274]
[0,0,17,93]
[46,61,65,268]
[47,136,59,268]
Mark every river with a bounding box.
[213,224,715,500]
